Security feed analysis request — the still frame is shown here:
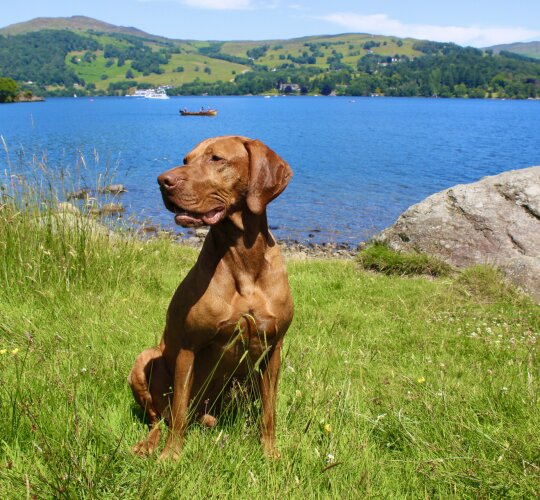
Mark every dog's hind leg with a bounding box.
[128,347,172,455]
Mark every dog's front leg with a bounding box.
[259,338,282,459]
[159,348,195,460]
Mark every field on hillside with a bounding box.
[63,32,422,91]
[66,50,250,89]
[3,17,540,99]
[0,175,538,497]
[220,34,422,68]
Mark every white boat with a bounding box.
[126,90,148,97]
[126,88,170,99]
[145,89,169,100]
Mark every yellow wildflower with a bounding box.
[0,349,6,355]
[11,348,20,355]
[417,376,426,384]
[324,423,332,434]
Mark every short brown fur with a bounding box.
[128,136,293,460]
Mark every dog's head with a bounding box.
[157,136,292,227]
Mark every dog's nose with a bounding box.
[157,172,178,189]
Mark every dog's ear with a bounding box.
[245,139,292,215]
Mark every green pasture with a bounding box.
[220,34,423,70]
[66,50,250,90]
[0,157,538,497]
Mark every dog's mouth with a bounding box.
[159,186,226,227]
[172,206,226,227]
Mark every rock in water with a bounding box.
[101,184,127,194]
[375,166,540,300]
[90,202,125,216]
[67,188,91,200]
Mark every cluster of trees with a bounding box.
[246,45,269,60]
[101,39,172,75]
[364,43,540,98]
[0,30,99,87]
[169,42,540,99]
[0,77,39,102]
[2,30,540,99]
[198,43,253,66]
[0,30,177,90]
[0,77,18,102]
[168,67,324,96]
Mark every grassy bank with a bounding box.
[0,197,539,497]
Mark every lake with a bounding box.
[1,96,539,245]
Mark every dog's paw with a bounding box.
[263,444,281,460]
[132,440,157,456]
[131,426,161,456]
[158,434,184,461]
[158,445,181,461]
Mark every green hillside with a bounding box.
[487,41,540,60]
[0,16,424,94]
[1,17,540,99]
[0,15,167,41]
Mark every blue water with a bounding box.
[1,96,539,245]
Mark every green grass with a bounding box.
[0,165,539,497]
[137,53,249,87]
[220,34,422,70]
[66,50,250,90]
[63,32,424,91]
[66,51,137,86]
[357,242,453,277]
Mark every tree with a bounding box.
[0,77,18,103]
[320,83,333,95]
[125,69,134,79]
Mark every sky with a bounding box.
[2,0,540,47]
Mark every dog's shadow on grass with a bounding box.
[129,394,262,436]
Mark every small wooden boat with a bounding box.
[180,109,218,116]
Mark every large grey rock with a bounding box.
[375,166,540,299]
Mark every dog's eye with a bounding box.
[211,155,224,162]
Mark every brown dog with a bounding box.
[128,136,294,460]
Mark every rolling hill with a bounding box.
[487,41,540,60]
[0,17,425,92]
[0,15,167,41]
[1,16,540,99]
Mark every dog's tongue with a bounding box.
[175,213,202,226]
[175,208,224,227]
[202,208,224,225]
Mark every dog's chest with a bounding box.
[186,276,290,341]
[213,284,284,336]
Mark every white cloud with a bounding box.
[137,0,254,9]
[138,0,280,9]
[182,0,252,9]
[318,12,540,47]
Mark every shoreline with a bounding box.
[138,224,359,259]
[55,199,360,259]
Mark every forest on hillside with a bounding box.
[0,30,177,88]
[1,29,539,99]
[169,42,540,99]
